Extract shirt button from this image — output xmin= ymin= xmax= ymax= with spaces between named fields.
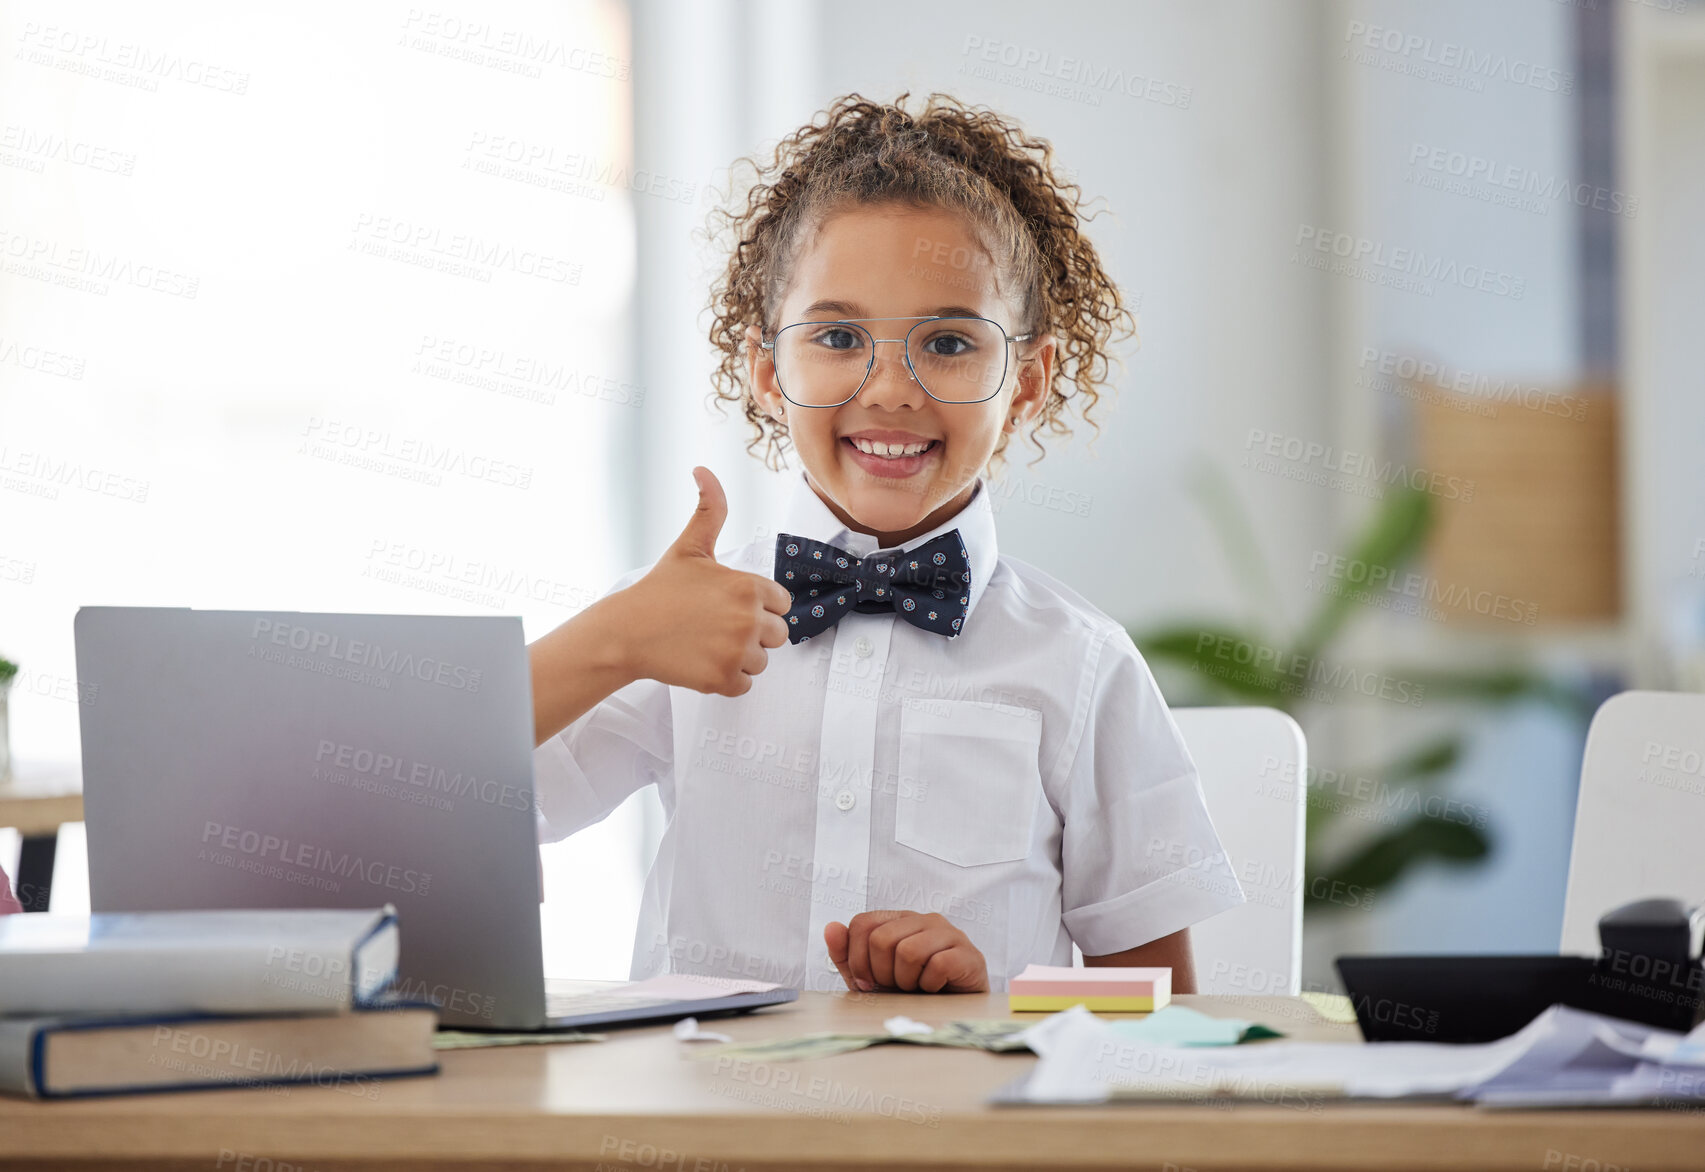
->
xmin=834 ymin=790 xmax=856 ymax=812
xmin=853 ymin=636 xmax=873 ymax=658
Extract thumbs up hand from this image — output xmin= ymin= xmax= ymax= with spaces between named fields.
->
xmin=612 ymin=467 xmax=794 ymax=696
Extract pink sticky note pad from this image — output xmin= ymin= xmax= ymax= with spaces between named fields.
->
xmin=1008 ymin=964 xmax=1171 ymax=998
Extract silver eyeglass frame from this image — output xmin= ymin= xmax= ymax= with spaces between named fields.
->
xmin=759 ymin=315 xmax=1034 ymax=407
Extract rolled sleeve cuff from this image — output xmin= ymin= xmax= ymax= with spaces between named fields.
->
xmin=1062 ymin=853 xmax=1247 ymax=957
xmin=532 ymin=732 xmax=601 ymax=845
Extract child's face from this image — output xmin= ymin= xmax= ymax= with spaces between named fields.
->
xmin=747 ymin=203 xmax=1054 ymax=544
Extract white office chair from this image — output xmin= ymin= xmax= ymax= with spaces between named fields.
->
xmin=1172 ymin=706 xmax=1307 ymax=995
xmin=1559 ymin=690 xmax=1705 ymax=955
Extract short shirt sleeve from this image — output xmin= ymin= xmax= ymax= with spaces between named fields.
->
xmin=1055 ymin=627 xmax=1245 ymax=956
xmin=531 ymin=564 xmax=675 ymax=843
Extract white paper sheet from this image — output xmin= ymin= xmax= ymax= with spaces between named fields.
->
xmin=1007 ymin=1003 xmax=1705 ymax=1107
xmin=615 ymin=975 xmax=783 ymax=1000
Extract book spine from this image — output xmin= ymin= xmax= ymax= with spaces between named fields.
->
xmin=0 ymin=1022 xmax=42 ymax=1098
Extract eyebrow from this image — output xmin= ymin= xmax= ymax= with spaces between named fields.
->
xmin=797 ymin=299 xmax=993 ymax=320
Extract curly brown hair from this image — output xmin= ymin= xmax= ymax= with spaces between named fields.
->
xmin=705 ymin=91 xmax=1136 ymax=471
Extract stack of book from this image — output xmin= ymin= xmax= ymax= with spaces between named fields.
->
xmin=0 ymin=905 xmax=438 ymax=1098
xmin=1008 ymin=964 xmax=1172 ymax=1013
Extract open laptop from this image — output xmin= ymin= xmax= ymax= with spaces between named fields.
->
xmin=73 ymin=607 xmax=796 ymax=1030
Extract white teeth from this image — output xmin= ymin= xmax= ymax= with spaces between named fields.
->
xmin=851 ymin=438 xmax=932 ymax=458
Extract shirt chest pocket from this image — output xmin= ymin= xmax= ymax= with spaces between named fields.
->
xmin=894 ymin=698 xmax=1044 ymax=868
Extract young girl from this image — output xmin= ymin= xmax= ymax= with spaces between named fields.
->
xmin=528 ymin=93 xmax=1242 ymax=995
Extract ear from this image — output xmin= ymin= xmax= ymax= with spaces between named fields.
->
xmin=1005 ymin=333 xmax=1056 ymax=431
xmin=746 ymin=324 xmax=787 ymax=423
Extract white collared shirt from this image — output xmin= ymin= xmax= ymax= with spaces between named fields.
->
xmin=534 ymin=474 xmax=1244 ymax=992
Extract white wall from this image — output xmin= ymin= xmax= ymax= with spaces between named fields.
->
xmin=1622 ymin=6 xmax=1705 ymax=690
xmin=0 ymin=0 xmax=640 ymax=978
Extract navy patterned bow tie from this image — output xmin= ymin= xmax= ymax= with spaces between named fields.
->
xmin=773 ymin=530 xmax=972 ymax=644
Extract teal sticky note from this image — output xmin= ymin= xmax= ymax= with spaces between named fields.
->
xmin=1107 ymin=1005 xmax=1283 ymax=1046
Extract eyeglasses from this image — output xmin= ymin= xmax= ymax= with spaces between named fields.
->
xmin=760 ymin=316 xmax=1033 ymax=408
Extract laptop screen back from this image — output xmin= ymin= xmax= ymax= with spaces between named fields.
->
xmin=74 ymin=607 xmax=546 ymax=1028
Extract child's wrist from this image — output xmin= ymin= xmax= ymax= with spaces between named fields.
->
xmin=585 ymin=588 xmax=647 ymax=687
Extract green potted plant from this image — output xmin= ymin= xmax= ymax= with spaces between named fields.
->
xmin=1130 ymin=470 xmax=1587 ymax=914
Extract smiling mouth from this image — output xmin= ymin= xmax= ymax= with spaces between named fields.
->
xmin=843 ymin=437 xmax=939 ymax=459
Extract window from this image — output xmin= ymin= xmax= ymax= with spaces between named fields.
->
xmin=2 ymin=1 xmax=641 ymax=976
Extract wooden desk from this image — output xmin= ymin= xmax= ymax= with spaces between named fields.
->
xmin=0 ymin=759 xmax=82 ymax=912
xmin=1 ymin=991 xmax=1699 ymax=1171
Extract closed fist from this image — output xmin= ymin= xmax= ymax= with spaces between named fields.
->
xmin=825 ymin=911 xmax=989 ymax=994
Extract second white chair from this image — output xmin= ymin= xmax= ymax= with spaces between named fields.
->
xmin=1559 ymin=690 xmax=1705 ymax=955
xmin=1172 ymin=706 xmax=1307 ymax=996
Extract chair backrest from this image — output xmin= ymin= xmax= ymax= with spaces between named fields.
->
xmin=1171 ymin=706 xmax=1307 ymax=996
xmin=1560 ymin=690 xmax=1705 ymax=955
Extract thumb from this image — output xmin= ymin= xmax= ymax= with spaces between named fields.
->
xmin=669 ymin=466 xmax=727 ymax=559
